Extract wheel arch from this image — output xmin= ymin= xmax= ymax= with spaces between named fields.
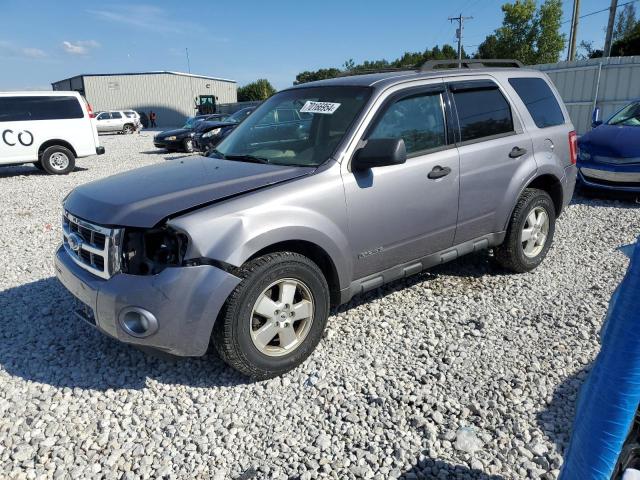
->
xmin=525 ymin=174 xmax=564 ymax=216
xmin=247 ymin=239 xmax=342 ymax=306
xmin=38 ymin=139 xmax=77 ymax=159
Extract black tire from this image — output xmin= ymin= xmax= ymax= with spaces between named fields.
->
xmin=495 ymin=188 xmax=556 ymax=273
xmin=40 ymin=145 xmax=76 ymax=175
xmin=33 ymin=161 xmax=45 ymax=171
xmin=183 ymin=138 xmax=194 ymax=153
xmin=212 ymin=252 xmax=330 ymax=379
xmin=122 ymin=124 xmax=134 ymax=134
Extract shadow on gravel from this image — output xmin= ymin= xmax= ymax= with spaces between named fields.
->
xmin=0 ymin=277 xmax=251 ymax=391
xmin=571 ymin=191 xmax=640 ymax=207
xmin=400 ymin=459 xmax=505 ymax=479
xmin=535 ymin=366 xmax=590 ymax=454
xmin=0 ymin=166 xmax=88 ymax=179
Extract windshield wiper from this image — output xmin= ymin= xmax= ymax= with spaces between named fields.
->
xmin=224 ymin=154 xmax=270 ymax=164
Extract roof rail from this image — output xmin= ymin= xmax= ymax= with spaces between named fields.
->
xmin=337 ymin=67 xmax=411 ymax=77
xmin=420 ymin=59 xmax=524 ymax=70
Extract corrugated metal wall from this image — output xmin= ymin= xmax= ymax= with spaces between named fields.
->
xmin=77 ymin=73 xmax=236 ymax=127
xmin=534 ymin=56 xmax=640 ymax=134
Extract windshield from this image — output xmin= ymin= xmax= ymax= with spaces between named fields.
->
xmin=607 ymin=101 xmax=640 ymax=126
xmin=228 ymin=108 xmax=253 ymax=123
xmin=212 ymin=86 xmax=372 ymax=167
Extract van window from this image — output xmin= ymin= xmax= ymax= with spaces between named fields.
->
xmin=452 ymin=87 xmax=514 ymax=142
xmin=369 ymin=92 xmax=446 ymax=155
xmin=509 ymin=77 xmax=565 ymax=128
xmin=0 ymin=96 xmax=83 ymax=122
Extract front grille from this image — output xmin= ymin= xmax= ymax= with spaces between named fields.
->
xmin=62 ymin=212 xmax=122 ymax=279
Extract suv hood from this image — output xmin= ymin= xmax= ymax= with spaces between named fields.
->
xmin=65 ymin=157 xmax=315 ymax=228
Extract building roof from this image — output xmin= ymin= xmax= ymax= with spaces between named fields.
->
xmin=52 ymin=71 xmax=236 ymax=84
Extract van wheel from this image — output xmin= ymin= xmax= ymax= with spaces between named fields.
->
xmin=212 ymin=252 xmax=330 ymax=379
xmin=495 ymin=188 xmax=556 ymax=273
xmin=40 ymin=146 xmax=76 ymax=175
xmin=122 ymin=124 xmax=134 ymax=134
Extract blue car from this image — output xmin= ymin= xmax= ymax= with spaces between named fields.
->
xmin=577 ymin=100 xmax=640 ymax=193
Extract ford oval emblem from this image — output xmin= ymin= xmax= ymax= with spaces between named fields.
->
xmin=68 ymin=232 xmax=83 ymax=252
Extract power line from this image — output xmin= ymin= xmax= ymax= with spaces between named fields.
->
xmin=561 ymin=0 xmax=639 ymax=24
xmin=449 ymin=13 xmax=474 ymax=66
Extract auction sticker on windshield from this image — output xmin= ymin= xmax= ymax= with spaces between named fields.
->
xmin=300 ymin=101 xmax=341 ymax=114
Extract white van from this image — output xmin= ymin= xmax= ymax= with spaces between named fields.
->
xmin=0 ymin=91 xmax=104 ymax=174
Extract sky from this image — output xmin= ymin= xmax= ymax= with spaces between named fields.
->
xmin=0 ymin=0 xmax=623 ymax=91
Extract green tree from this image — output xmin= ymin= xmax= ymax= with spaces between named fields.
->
xmin=294 ymin=68 xmax=342 ymax=85
xmin=237 ymin=79 xmax=276 ymax=101
xmin=477 ymin=0 xmax=565 ymax=65
xmin=612 ymin=22 xmax=640 ymax=57
xmin=614 ymin=3 xmax=638 ymax=41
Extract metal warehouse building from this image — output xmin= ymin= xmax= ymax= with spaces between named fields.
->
xmin=51 ymin=71 xmax=237 ymax=127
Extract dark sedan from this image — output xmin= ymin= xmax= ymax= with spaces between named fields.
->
xmin=154 ymin=114 xmax=230 ymax=152
xmin=193 ymin=107 xmax=256 ymax=154
xmin=578 ymin=100 xmax=640 ymax=194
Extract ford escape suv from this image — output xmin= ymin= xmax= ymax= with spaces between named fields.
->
xmin=55 ymin=62 xmax=577 ymax=379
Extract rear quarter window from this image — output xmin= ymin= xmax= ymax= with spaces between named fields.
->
xmin=452 ymin=86 xmax=514 ymax=142
xmin=0 ymin=96 xmax=84 ymax=122
xmin=508 ymin=77 xmax=565 ymax=128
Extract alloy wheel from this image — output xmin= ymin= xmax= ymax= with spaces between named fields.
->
xmin=521 ymin=206 xmax=549 ymax=258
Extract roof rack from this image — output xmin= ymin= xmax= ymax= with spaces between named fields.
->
xmin=337 ymin=67 xmax=410 ymax=77
xmin=420 ymin=59 xmax=524 ymax=70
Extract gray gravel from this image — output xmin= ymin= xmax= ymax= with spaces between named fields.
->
xmin=1 ymin=131 xmax=639 ymax=479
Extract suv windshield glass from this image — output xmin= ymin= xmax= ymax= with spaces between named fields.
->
xmin=607 ymin=101 xmax=640 ymax=127
xmin=213 ymin=86 xmax=372 ymax=167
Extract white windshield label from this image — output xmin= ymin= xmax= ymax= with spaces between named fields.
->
xmin=300 ymin=101 xmax=341 ymax=114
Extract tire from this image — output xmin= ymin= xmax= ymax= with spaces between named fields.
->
xmin=495 ymin=188 xmax=556 ymax=273
xmin=40 ymin=145 xmax=75 ymax=175
xmin=33 ymin=161 xmax=45 ymax=171
xmin=183 ymin=138 xmax=194 ymax=153
xmin=122 ymin=124 xmax=134 ymax=134
xmin=212 ymin=252 xmax=330 ymax=379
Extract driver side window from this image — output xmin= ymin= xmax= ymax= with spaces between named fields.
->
xmin=369 ymin=92 xmax=446 ymax=156
xmin=97 ymin=112 xmax=110 ymax=120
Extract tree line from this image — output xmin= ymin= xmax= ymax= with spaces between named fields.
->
xmin=236 ymin=0 xmax=640 ymax=99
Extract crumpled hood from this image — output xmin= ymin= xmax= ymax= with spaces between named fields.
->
xmin=65 ymin=157 xmax=315 ymax=227
xmin=579 ymin=124 xmax=640 ymax=158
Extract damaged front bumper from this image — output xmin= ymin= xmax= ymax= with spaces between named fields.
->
xmin=54 ymin=245 xmax=241 ymax=356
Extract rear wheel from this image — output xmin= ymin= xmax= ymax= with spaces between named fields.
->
xmin=212 ymin=252 xmax=330 ymax=379
xmin=40 ymin=146 xmax=75 ymax=175
xmin=122 ymin=124 xmax=134 ymax=134
xmin=495 ymin=188 xmax=556 ymax=273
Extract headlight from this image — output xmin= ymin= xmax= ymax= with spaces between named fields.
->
xmin=121 ymin=227 xmax=188 ymax=275
xmin=578 ymin=149 xmax=591 ymax=161
xmin=202 ymin=128 xmax=221 ymax=138
xmin=165 ymin=135 xmax=177 ymax=141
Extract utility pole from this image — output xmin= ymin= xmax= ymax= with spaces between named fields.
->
xmin=449 ymin=13 xmax=473 ymax=67
xmin=603 ymin=0 xmax=618 ymax=57
xmin=566 ymin=0 xmax=581 ymax=61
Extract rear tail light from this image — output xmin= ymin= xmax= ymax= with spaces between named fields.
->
xmin=569 ymin=131 xmax=577 ymax=165
xmin=87 ymin=103 xmax=95 ymax=118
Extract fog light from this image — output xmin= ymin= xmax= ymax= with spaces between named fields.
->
xmin=119 ymin=307 xmax=158 ymax=338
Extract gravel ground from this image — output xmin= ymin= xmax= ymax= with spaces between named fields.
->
xmin=0 ymin=131 xmax=639 ymax=479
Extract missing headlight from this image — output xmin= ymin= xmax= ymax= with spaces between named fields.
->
xmin=121 ymin=227 xmax=188 ymax=275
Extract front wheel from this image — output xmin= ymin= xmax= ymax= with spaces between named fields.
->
xmin=212 ymin=252 xmax=330 ymax=379
xmin=40 ymin=146 xmax=76 ymax=175
xmin=183 ymin=138 xmax=194 ymax=153
xmin=494 ymin=188 xmax=556 ymax=273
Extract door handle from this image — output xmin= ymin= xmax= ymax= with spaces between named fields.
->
xmin=428 ymin=166 xmax=451 ymax=179
xmin=509 ymin=146 xmax=527 ymax=158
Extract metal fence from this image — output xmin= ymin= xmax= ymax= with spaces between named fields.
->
xmin=533 ymin=56 xmax=640 ymax=134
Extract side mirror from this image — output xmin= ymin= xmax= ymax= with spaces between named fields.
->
xmin=352 ymin=138 xmax=407 ymax=171
xmin=592 ymin=107 xmax=602 ymax=128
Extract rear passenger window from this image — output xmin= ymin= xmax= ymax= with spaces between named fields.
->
xmin=452 ymin=87 xmax=514 ymax=142
xmin=0 ymin=96 xmax=83 ymax=122
xmin=369 ymin=92 xmax=446 ymax=155
xmin=111 ymin=112 xmax=122 ymax=119
xmin=509 ymin=77 xmax=565 ymax=128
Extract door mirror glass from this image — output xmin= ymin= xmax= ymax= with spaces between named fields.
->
xmin=352 ymin=138 xmax=406 ymax=171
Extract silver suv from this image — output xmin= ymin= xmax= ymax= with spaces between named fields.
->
xmin=95 ymin=110 xmax=140 ymax=134
xmin=55 ymin=63 xmax=577 ymax=379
